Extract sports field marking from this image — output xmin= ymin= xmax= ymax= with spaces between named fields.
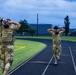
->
xmin=15 ymin=46 xmax=26 ymax=51
xmin=42 ymin=55 xmax=53 ymax=75
xmin=68 ymin=45 xmax=76 ymax=74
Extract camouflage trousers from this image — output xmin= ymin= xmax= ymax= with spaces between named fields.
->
xmin=0 ymin=45 xmax=14 ymax=70
xmin=53 ymin=44 xmax=61 ymax=54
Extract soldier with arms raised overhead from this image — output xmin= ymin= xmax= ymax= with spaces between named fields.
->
xmin=0 ymin=18 xmax=21 ymax=75
xmin=47 ymin=26 xmax=65 ymax=65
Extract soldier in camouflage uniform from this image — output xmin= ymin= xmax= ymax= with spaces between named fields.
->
xmin=0 ymin=18 xmax=21 ymax=75
xmin=47 ymin=26 xmax=65 ymax=65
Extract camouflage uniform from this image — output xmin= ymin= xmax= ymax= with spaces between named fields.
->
xmin=50 ymin=31 xmax=63 ymax=55
xmin=0 ymin=25 xmax=20 ymax=75
xmin=49 ymin=30 xmax=64 ymax=65
xmin=0 ymin=28 xmax=2 ymax=58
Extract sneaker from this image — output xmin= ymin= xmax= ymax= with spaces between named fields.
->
xmin=54 ymin=61 xmax=57 ymax=65
xmin=57 ymin=55 xmax=60 ymax=60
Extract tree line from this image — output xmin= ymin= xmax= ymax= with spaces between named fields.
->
xmin=16 ymin=19 xmax=36 ymax=36
xmin=16 ymin=15 xmax=76 ymax=36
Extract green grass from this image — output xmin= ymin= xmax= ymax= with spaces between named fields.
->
xmin=61 ymin=36 xmax=76 ymax=42
xmin=0 ymin=39 xmax=46 ymax=75
xmin=15 ymin=36 xmax=76 ymax=42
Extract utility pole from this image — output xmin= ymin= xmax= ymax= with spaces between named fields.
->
xmin=37 ymin=13 xmax=39 ymax=36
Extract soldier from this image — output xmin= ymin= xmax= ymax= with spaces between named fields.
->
xmin=0 ymin=18 xmax=21 ymax=75
xmin=47 ymin=26 xmax=65 ymax=65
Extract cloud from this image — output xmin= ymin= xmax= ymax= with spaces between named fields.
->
xmin=0 ymin=0 xmax=76 ymax=28
xmin=64 ymin=0 xmax=76 ymax=2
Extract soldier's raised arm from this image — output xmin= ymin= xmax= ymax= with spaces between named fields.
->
xmin=60 ymin=28 xmax=65 ymax=32
xmin=59 ymin=28 xmax=65 ymax=33
xmin=5 ymin=19 xmax=21 ymax=30
xmin=12 ymin=22 xmax=21 ymax=30
xmin=47 ymin=28 xmax=54 ymax=33
xmin=12 ymin=22 xmax=21 ymax=28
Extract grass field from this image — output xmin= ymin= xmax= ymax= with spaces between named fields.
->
xmin=0 ymin=39 xmax=46 ymax=75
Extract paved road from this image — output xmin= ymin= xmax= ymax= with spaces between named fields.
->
xmin=9 ymin=38 xmax=76 ymax=75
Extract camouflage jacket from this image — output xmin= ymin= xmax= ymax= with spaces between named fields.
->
xmin=49 ymin=31 xmax=64 ymax=45
xmin=0 ymin=25 xmax=20 ymax=45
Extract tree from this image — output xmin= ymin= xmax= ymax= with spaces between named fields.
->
xmin=73 ymin=30 xmax=76 ymax=36
xmin=72 ymin=30 xmax=76 ymax=36
xmin=64 ymin=15 xmax=70 ymax=36
xmin=16 ymin=19 xmax=36 ymax=36
xmin=28 ymin=28 xmax=36 ymax=36
xmin=17 ymin=19 xmax=30 ymax=35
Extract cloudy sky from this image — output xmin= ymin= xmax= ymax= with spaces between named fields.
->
xmin=0 ymin=0 xmax=76 ymax=28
